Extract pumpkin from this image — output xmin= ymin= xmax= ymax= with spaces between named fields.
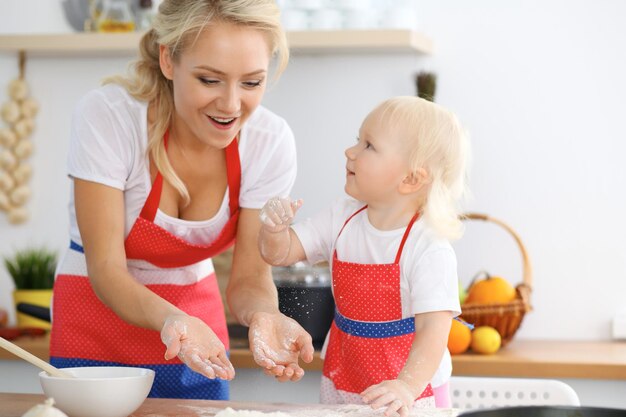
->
xmin=465 ymin=272 xmax=516 ymax=304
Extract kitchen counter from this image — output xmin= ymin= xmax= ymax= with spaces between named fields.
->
xmin=2 ymin=334 xmax=626 ymax=380
xmin=0 ymin=393 xmax=459 ymax=417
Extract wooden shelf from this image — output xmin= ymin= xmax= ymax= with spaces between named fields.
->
xmin=0 ymin=30 xmax=433 ymax=57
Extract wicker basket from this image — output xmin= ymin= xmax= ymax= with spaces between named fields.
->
xmin=459 ymin=213 xmax=533 ymax=346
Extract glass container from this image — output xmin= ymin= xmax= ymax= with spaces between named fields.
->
xmin=97 ymin=0 xmax=135 ymax=33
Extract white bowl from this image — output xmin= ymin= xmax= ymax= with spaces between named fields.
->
xmin=39 ymin=366 xmax=155 ymax=417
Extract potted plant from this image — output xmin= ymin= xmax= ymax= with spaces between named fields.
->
xmin=4 ymin=247 xmax=57 ymax=329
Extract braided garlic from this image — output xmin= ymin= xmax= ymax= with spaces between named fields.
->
xmin=0 ymin=52 xmax=38 ymax=224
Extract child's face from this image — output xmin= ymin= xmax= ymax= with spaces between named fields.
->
xmin=344 ymin=111 xmax=410 ymax=204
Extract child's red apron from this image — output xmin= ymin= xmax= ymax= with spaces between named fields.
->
xmin=50 ymin=132 xmax=240 ymax=399
xmin=322 ymin=206 xmax=434 ymax=403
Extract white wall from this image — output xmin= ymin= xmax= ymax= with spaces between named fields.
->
xmin=1 ymin=0 xmax=626 ymax=342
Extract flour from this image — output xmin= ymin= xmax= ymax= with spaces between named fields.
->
xmin=210 ymin=405 xmax=459 ymax=417
xmin=215 ymin=408 xmax=292 ymax=417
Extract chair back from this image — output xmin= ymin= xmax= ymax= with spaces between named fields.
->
xmin=451 ymin=376 xmax=580 ymax=410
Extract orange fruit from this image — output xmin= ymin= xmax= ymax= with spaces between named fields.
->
xmin=465 ymin=275 xmax=516 ymax=304
xmin=447 ymin=319 xmax=472 ymax=355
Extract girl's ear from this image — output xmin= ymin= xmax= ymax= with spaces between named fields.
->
xmin=399 ymin=168 xmax=431 ymax=194
xmin=159 ymin=45 xmax=174 ymax=80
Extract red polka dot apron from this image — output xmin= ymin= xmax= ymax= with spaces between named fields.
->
xmin=50 ymin=131 xmax=240 ymax=399
xmin=322 ymin=206 xmax=434 ymax=405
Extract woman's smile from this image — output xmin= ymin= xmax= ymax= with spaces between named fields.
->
xmin=207 ymin=115 xmax=238 ymax=131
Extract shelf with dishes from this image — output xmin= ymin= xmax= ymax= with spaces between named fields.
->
xmin=0 ymin=29 xmax=433 ymax=57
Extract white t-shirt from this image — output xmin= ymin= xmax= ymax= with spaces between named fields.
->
xmin=66 ymin=83 xmax=297 ymax=247
xmin=292 ymin=197 xmax=461 ymax=386
xmin=61 ymin=84 xmax=296 ymax=282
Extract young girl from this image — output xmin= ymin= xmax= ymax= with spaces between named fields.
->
xmin=258 ymin=96 xmax=470 ymax=415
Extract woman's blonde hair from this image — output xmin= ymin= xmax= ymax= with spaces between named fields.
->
xmin=105 ymin=0 xmax=288 ymax=204
xmin=371 ymin=96 xmax=471 ymax=240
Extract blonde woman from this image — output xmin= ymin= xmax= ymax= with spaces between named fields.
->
xmin=259 ymin=96 xmax=470 ymax=415
xmin=50 ymin=0 xmax=313 ymax=399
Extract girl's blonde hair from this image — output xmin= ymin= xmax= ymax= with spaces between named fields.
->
xmin=105 ymin=0 xmax=288 ymax=204
xmin=372 ymin=96 xmax=471 ymax=240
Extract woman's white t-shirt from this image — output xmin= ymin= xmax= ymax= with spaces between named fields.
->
xmin=292 ymin=197 xmax=461 ymax=386
xmin=66 ymin=83 xmax=297 ymax=247
xmin=62 ymin=84 xmax=296 ymax=283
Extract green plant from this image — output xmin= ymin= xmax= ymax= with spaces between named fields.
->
xmin=415 ymin=71 xmax=437 ymax=102
xmin=4 ymin=247 xmax=57 ymax=290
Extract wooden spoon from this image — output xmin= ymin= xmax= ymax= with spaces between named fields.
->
xmin=0 ymin=336 xmax=73 ymax=378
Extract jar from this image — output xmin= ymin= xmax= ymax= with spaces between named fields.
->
xmin=97 ymin=0 xmax=135 ymax=33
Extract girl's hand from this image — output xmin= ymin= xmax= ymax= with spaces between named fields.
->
xmin=259 ymin=197 xmax=302 ymax=233
xmin=248 ymin=311 xmax=314 ymax=382
xmin=361 ymin=379 xmax=419 ymax=417
xmin=161 ymin=314 xmax=235 ymax=380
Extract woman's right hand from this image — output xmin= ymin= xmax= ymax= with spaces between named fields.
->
xmin=259 ymin=197 xmax=302 ymax=233
xmin=161 ymin=314 xmax=235 ymax=380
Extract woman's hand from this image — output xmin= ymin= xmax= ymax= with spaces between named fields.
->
xmin=248 ymin=311 xmax=314 ymax=382
xmin=361 ymin=379 xmax=420 ymax=417
xmin=161 ymin=314 xmax=235 ymax=380
xmin=259 ymin=197 xmax=302 ymax=233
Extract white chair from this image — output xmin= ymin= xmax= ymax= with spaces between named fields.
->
xmin=450 ymin=376 xmax=580 ymax=410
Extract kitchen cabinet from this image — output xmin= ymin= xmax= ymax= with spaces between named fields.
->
xmin=0 ymin=30 xmax=433 ymax=57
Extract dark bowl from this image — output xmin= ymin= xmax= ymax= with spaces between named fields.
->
xmin=459 ymin=406 xmax=626 ymax=417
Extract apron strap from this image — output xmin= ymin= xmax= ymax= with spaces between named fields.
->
xmin=393 ymin=211 xmax=421 ymax=264
xmin=333 ymin=205 xmax=421 ymax=265
xmin=139 ymin=130 xmax=169 ymax=222
xmin=139 ymin=131 xmax=240 ymax=222
xmin=224 ymin=137 xmax=241 ymax=217
xmin=332 ymin=205 xmax=367 ymax=261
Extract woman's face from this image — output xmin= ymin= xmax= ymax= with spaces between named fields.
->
xmin=161 ymin=21 xmax=271 ymax=148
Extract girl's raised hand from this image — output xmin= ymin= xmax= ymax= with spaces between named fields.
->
xmin=259 ymin=197 xmax=302 ymax=233
xmin=161 ymin=314 xmax=235 ymax=380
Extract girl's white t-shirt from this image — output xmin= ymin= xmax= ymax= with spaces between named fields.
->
xmin=66 ymin=83 xmax=297 ymax=248
xmin=292 ymin=197 xmax=461 ymax=386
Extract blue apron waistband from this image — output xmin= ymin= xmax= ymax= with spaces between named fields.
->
xmin=334 ymin=309 xmax=415 ymax=338
xmin=70 ymin=240 xmax=84 ymax=253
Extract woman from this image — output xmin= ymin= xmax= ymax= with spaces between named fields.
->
xmin=50 ymin=0 xmax=313 ymax=400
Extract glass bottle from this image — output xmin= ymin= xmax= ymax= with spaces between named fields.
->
xmin=136 ymin=0 xmax=155 ymax=31
xmin=97 ymin=0 xmax=136 ymax=33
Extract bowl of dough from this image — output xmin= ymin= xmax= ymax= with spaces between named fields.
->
xmin=39 ymin=366 xmax=155 ymax=417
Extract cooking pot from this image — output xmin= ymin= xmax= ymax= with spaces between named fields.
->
xmin=459 ymin=406 xmax=626 ymax=417
xmin=273 ymin=263 xmax=334 ymax=347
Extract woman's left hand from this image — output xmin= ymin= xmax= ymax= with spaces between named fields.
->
xmin=361 ymin=379 xmax=419 ymax=417
xmin=248 ymin=311 xmax=314 ymax=382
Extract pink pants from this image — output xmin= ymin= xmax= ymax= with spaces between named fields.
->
xmin=433 ymin=381 xmax=451 ymax=408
